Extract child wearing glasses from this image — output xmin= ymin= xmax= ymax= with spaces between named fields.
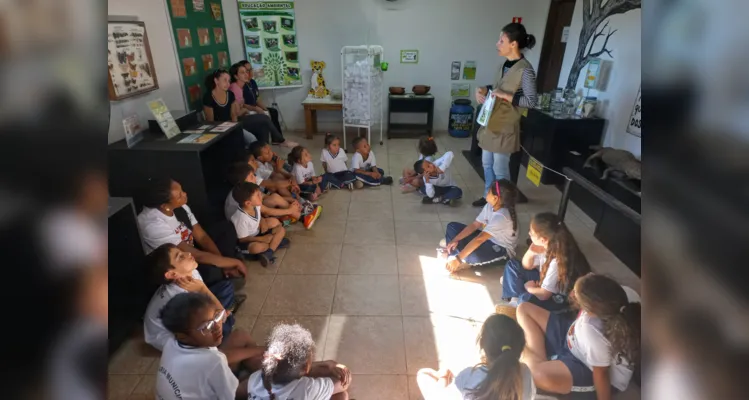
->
xmin=156 ymin=292 xmax=266 ymax=400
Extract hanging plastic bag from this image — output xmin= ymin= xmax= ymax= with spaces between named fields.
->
xmin=476 ymin=90 xmax=495 ymax=127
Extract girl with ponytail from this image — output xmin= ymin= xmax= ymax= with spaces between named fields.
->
xmin=517 ymin=274 xmax=641 ymax=399
xmin=441 ymin=179 xmax=519 ymax=273
xmin=416 ymin=313 xmax=536 ymax=399
xmin=500 ymin=212 xmax=591 ymax=311
xmin=246 ymin=324 xmax=351 ymax=399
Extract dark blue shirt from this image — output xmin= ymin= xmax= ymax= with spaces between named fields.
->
xmin=242 ymin=79 xmax=260 ymax=106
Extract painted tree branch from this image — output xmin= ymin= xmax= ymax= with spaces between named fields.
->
xmin=565 ymin=0 xmax=641 ymax=90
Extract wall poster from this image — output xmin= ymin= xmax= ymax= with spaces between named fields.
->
xmin=627 ymin=85 xmax=641 ymax=137
xmin=107 ymin=21 xmax=159 ymax=101
xmin=237 ymin=0 xmax=302 ymax=88
xmin=167 ymin=0 xmax=231 ymax=110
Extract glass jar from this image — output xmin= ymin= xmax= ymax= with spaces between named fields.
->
xmin=582 ymin=96 xmax=598 ymax=118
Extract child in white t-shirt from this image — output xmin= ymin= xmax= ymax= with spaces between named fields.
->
xmin=320 ymin=134 xmax=359 ymax=190
xmin=417 ymin=313 xmax=536 ymax=400
xmin=401 ymin=135 xmax=438 ymax=193
xmin=288 ymin=145 xmax=331 ymax=200
xmin=440 ymin=179 xmax=518 ymax=273
xmin=230 ymin=182 xmax=289 ymax=267
xmin=247 ymin=324 xmax=351 ymax=400
xmin=155 ymin=292 xmax=265 ymax=400
xmin=350 ymin=136 xmax=393 ymax=187
xmin=517 ymin=273 xmax=641 ymax=398
xmin=501 ymin=212 xmax=592 ymax=312
xmin=226 ymin=162 xmax=303 ymax=223
xmin=413 ymin=151 xmax=463 ymax=206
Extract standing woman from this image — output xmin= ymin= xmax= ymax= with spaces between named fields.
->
xmin=472 ymin=23 xmax=538 ymax=207
xmin=230 ymin=60 xmax=298 ymax=148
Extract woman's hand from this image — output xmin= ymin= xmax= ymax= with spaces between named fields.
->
xmin=491 ymin=91 xmax=514 ymax=102
xmin=445 ymin=240 xmax=459 ymax=253
xmin=475 ymin=87 xmax=487 ymax=104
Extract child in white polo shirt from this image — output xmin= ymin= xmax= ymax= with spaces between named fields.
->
xmin=230 ymin=182 xmax=289 ymax=267
xmin=321 ymin=134 xmax=359 ymax=190
xmin=413 ymin=151 xmax=463 ymax=206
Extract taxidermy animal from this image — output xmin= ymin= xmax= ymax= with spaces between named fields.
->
xmin=584 ymin=146 xmax=641 ymax=180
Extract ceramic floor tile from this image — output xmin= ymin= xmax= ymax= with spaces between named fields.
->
xmin=339 ymin=244 xmax=398 ymax=274
xmin=108 ymin=338 xmax=158 ymax=375
xmin=290 ymin=219 xmax=347 ymax=244
xmin=402 ymin=315 xmax=482 ymax=374
xmin=261 ymin=275 xmax=337 ymax=315
xmin=318 ymin=189 xmax=352 ymax=203
xmin=279 ymin=243 xmax=342 ymax=274
xmin=348 ymin=375 xmax=410 ymax=400
xmin=351 ymin=185 xmax=393 ymax=202
xmin=348 ymin=199 xmax=394 ymax=220
xmin=107 ymin=374 xmax=142 ymax=400
xmin=344 ymin=219 xmax=395 ymax=245
xmin=399 ymin=275 xmax=496 ymax=321
xmin=408 ymin=377 xmax=424 ymax=400
xmin=238 ymin=274 xmax=275 ymax=316
xmin=396 ymin=244 xmax=452 ymax=276
xmin=129 ymin=374 xmax=156 ymax=398
xmin=250 ymin=316 xmax=330 ymax=360
xmin=332 ymin=275 xmax=402 ymax=316
xmin=391 ymin=201 xmax=442 ymax=222
xmin=323 ymin=316 xmax=406 ymax=374
xmin=395 ymin=220 xmax=444 ymax=246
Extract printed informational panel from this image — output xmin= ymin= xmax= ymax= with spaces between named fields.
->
xmin=167 ymin=0 xmax=232 ymax=111
xmin=107 ymin=21 xmax=159 ymax=100
xmin=627 ymin=85 xmax=641 ymax=137
xmin=237 ymin=0 xmax=302 ymax=88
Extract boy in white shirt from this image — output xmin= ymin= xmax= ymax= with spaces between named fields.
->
xmin=156 ymin=292 xmax=266 ymax=400
xmin=413 ymin=151 xmax=463 ymax=206
xmin=350 ymin=136 xmax=393 ymax=186
xmin=230 ymin=182 xmax=289 ymax=267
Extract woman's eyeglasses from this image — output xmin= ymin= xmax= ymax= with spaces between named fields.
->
xmin=197 ymin=309 xmax=226 ymax=335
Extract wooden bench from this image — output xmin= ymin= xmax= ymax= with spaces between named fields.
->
xmin=302 ymin=97 xmax=342 ymax=139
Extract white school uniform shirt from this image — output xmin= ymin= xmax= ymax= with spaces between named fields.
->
xmin=292 ymin=161 xmax=316 ymax=185
xmin=230 ymin=206 xmax=262 ymax=238
xmin=137 ymin=205 xmax=198 ymax=254
xmin=156 ymin=338 xmax=238 ymax=400
xmin=418 ymin=153 xmax=435 ymax=162
xmin=532 ymin=254 xmax=561 ymax=294
xmin=143 ymin=269 xmax=203 ymax=351
xmin=475 ymin=205 xmax=518 ymax=257
xmin=320 ymin=148 xmax=348 ymax=173
xmin=256 ymin=161 xmax=275 ymax=181
xmin=423 ymin=151 xmax=458 ymax=197
xmin=350 ymin=151 xmax=377 ymax=171
xmin=566 ymin=310 xmax=634 ymax=392
xmin=224 ymin=191 xmax=239 ymax=221
xmin=247 ymin=370 xmax=334 ymax=400
xmin=443 ymin=363 xmax=536 ymax=400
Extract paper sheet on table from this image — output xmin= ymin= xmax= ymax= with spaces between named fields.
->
xmin=476 ymin=90 xmax=495 ymax=127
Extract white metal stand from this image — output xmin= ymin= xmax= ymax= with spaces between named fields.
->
xmin=341 ymin=45 xmax=384 ymax=149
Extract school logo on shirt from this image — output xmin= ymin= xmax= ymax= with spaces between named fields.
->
xmin=175 ymin=223 xmax=194 ymax=246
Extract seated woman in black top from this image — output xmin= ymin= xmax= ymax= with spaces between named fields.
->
xmin=203 ymin=69 xmax=240 ymax=123
xmin=229 ymin=61 xmax=297 ymax=148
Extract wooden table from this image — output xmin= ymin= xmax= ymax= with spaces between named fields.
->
xmin=302 ymin=97 xmax=342 ymax=139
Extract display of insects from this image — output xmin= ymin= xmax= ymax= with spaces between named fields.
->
xmin=107 ymin=21 xmax=159 ymax=100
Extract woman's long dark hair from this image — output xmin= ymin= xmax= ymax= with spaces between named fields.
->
xmin=501 ymin=23 xmax=536 ymax=50
xmin=489 ymin=179 xmax=518 ymax=232
xmin=261 ymin=324 xmax=315 ymax=400
xmin=532 ymin=212 xmax=591 ymax=294
xmin=574 ymin=274 xmax=642 ymax=368
xmin=204 ymin=68 xmax=229 ymax=90
xmin=229 ymin=62 xmax=243 ymax=83
xmin=466 ymin=314 xmax=526 ymax=400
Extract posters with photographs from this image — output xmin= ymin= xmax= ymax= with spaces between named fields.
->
xmin=237 ymin=0 xmax=302 ymax=88
xmin=463 ymin=61 xmax=476 ymax=80
xmin=147 ymin=98 xmax=181 ymax=139
xmin=451 ymin=61 xmax=461 ymax=80
xmin=167 ymin=0 xmax=231 ymax=110
xmin=171 ymin=0 xmax=187 ymax=17
xmin=107 ymin=21 xmax=158 ymax=100
xmin=451 ymin=83 xmax=470 ymax=98
xmin=122 ymin=114 xmax=144 ymax=148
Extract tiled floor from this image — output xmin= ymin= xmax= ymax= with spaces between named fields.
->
xmin=108 ymin=131 xmax=641 ymax=400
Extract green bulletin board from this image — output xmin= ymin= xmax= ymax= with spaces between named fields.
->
xmin=166 ymin=0 xmax=232 ymax=111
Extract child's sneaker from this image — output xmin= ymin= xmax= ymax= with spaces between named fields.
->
xmin=442 ymin=198 xmax=458 ymax=207
xmin=278 ymin=215 xmax=293 ymax=226
xmin=277 ymin=237 xmax=291 ymax=249
xmin=382 ymin=176 xmax=394 ymax=185
xmin=303 ymin=205 xmax=323 ymax=229
xmin=421 ymin=196 xmax=435 ymax=204
xmin=354 ymin=180 xmax=364 ymax=189
xmin=258 ymin=249 xmax=275 ymax=267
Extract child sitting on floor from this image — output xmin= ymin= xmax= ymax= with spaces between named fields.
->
xmin=288 ymin=145 xmax=330 ymax=200
xmin=417 ymin=313 xmax=536 ymax=400
xmin=500 ymin=212 xmax=591 ymax=311
xmin=401 ymin=135 xmax=438 ymax=193
xmin=156 ymin=292 xmax=266 ymax=400
xmin=350 ymin=136 xmax=393 ymax=186
xmin=230 ymin=182 xmax=290 ymax=267
xmin=517 ymin=273 xmax=641 ymax=398
xmin=321 ymin=134 xmax=359 ymax=190
xmin=246 ymin=323 xmax=352 ymax=400
xmin=413 ymin=150 xmax=462 ymax=206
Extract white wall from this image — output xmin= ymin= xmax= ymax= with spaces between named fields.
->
xmin=108 ymin=0 xmax=186 ymax=144
xmin=222 ymin=0 xmax=551 ymax=132
xmin=558 ymin=0 xmax=641 ymax=157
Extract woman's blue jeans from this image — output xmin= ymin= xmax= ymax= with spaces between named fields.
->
xmin=482 ymin=150 xmax=511 ymax=196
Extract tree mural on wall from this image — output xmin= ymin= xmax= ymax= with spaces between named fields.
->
xmin=263 ymin=52 xmax=287 ymax=87
xmin=565 ymin=0 xmax=641 ymax=91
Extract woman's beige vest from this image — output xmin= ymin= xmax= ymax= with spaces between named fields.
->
xmin=477 ymin=58 xmax=532 ymax=154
